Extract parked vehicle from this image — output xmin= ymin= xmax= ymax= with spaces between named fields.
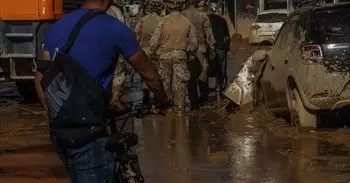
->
xmin=249 ymin=9 xmax=288 ymax=45
xmin=0 ymin=0 xmax=82 ymax=102
xmin=254 ymin=2 xmax=350 ymax=129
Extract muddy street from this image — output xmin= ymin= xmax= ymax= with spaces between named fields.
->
xmin=1 ymin=45 xmax=350 ymax=183
xmin=1 ymin=103 xmax=350 ymax=183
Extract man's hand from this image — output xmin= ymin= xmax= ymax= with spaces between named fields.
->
xmin=33 ymin=111 xmax=47 ymax=116
xmin=35 ymin=50 xmax=51 ymax=110
xmin=152 ymin=107 xmax=168 ymax=116
xmin=188 ymin=52 xmax=196 ymax=61
xmin=199 ymin=72 xmax=207 ymax=82
xmin=209 ymin=50 xmax=216 ymax=60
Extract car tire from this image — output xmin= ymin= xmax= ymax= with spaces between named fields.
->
xmin=289 ymin=89 xmax=317 ymax=130
xmin=16 ymin=80 xmax=39 ymax=104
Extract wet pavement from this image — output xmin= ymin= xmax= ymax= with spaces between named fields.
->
xmin=1 ymin=51 xmax=350 ymax=183
xmin=1 ymin=103 xmax=350 ymax=183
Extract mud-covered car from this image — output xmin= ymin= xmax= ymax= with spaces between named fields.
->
xmin=254 ymin=2 xmax=350 ymax=129
xmin=248 ymin=9 xmax=288 ymax=45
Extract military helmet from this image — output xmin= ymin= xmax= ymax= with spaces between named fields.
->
xmin=112 ymin=0 xmax=126 ymax=7
xmin=186 ymin=0 xmax=200 ymax=6
xmin=145 ymin=0 xmax=164 ymax=13
xmin=164 ymin=0 xmax=186 ymax=9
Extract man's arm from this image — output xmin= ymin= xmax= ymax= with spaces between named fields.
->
xmin=187 ymin=23 xmax=198 ymax=53
xmin=128 ymin=50 xmax=168 ymax=106
xmin=34 ymin=50 xmax=51 ymax=110
xmin=134 ymin=18 xmax=143 ymax=42
xmin=223 ymin=17 xmax=231 ymax=51
xmin=203 ymin=16 xmax=216 ymax=55
xmin=149 ymin=20 xmax=164 ymax=56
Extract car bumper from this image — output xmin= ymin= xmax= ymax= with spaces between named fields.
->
xmin=307 ymin=96 xmax=350 ymax=109
xmin=290 ymin=63 xmax=350 ymax=110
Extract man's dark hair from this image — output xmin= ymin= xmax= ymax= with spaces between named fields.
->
xmin=83 ymin=0 xmax=109 ymax=3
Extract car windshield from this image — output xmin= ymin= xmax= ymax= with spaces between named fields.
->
xmin=256 ymin=13 xmax=287 ymax=23
xmin=312 ymin=6 xmax=350 ymax=43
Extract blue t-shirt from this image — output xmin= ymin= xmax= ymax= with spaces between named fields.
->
xmin=43 ymin=8 xmax=140 ymax=89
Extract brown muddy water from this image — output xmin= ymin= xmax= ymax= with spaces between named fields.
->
xmin=0 ymin=104 xmax=350 ymax=183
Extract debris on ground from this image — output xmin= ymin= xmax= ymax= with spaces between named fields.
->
xmin=0 ymin=82 xmax=22 ymax=106
xmin=223 ymin=50 xmax=268 ymax=112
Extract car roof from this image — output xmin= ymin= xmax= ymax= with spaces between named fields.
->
xmin=296 ymin=2 xmax=350 ymax=12
xmin=258 ymin=9 xmax=288 ymax=15
xmin=314 ymin=1 xmax=350 ymax=10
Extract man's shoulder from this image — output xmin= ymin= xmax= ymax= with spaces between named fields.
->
xmin=161 ymin=13 xmax=191 ymax=28
xmin=47 ymin=9 xmax=129 ymax=39
xmin=209 ymin=14 xmax=227 ymax=23
xmin=144 ymin=14 xmax=160 ymax=21
xmin=53 ymin=9 xmax=120 ymax=28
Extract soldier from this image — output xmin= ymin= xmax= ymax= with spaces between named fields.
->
xmin=149 ymin=0 xmax=197 ymax=113
xmin=107 ymin=0 xmax=126 ymax=22
xmin=183 ymin=0 xmax=215 ymax=106
xmin=134 ymin=0 xmax=163 ymax=61
xmin=127 ymin=0 xmax=163 ymax=105
xmin=125 ymin=4 xmax=142 ymax=30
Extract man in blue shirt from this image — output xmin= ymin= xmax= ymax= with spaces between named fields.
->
xmin=34 ymin=0 xmax=168 ymax=182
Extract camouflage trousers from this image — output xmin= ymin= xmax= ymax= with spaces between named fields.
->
xmin=158 ymin=60 xmax=190 ymax=112
xmin=110 ymin=56 xmax=132 ymax=107
xmin=196 ymin=44 xmax=209 ymax=81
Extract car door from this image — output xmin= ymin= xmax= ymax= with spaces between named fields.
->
xmin=260 ymin=14 xmax=301 ymax=110
xmin=272 ymin=14 xmax=302 ymax=108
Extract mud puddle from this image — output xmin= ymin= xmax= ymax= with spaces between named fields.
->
xmin=0 ymin=104 xmax=350 ymax=183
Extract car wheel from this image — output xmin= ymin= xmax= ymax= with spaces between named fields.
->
xmin=289 ymin=89 xmax=317 ymax=130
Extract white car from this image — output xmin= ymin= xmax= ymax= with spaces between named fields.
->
xmin=249 ymin=9 xmax=288 ymax=45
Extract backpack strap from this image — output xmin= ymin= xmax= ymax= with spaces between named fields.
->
xmin=61 ymin=9 xmax=104 ymax=53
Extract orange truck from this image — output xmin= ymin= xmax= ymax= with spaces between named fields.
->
xmin=0 ymin=0 xmax=82 ymax=101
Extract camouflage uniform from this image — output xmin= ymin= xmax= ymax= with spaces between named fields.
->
xmin=149 ymin=9 xmax=197 ymax=112
xmin=134 ymin=0 xmax=163 ymax=90
xmin=134 ymin=6 xmax=162 ymax=61
xmin=182 ymin=4 xmax=216 ymax=81
xmin=106 ymin=5 xmax=125 ymax=22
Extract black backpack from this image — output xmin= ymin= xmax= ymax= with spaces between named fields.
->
xmin=41 ymin=9 xmax=111 ymax=148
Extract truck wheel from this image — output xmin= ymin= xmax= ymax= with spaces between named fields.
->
xmin=289 ymin=89 xmax=317 ymax=130
xmin=16 ymin=80 xmax=39 ymax=103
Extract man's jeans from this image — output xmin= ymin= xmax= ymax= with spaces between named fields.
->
xmin=51 ymin=135 xmax=116 ymax=183
xmin=215 ymin=49 xmax=228 ymax=90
